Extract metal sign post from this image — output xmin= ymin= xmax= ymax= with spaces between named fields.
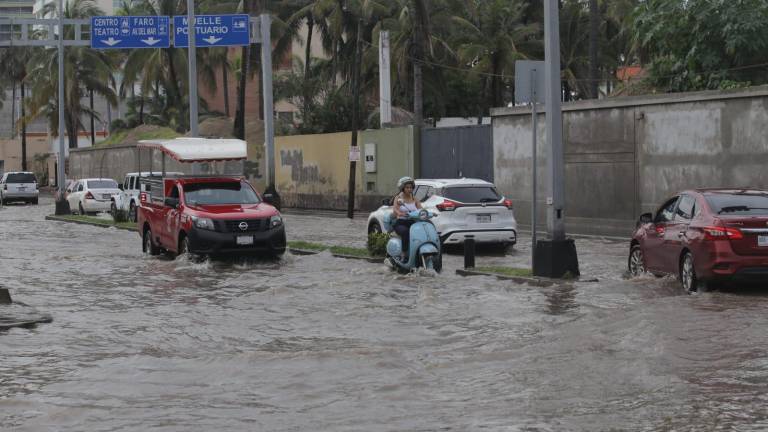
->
xmin=57 ymin=0 xmax=66 ymax=209
xmin=514 ymin=60 xmax=545 ymax=270
xmin=186 ymin=0 xmax=198 ymax=139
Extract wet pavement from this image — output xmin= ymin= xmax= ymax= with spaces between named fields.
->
xmin=2 ymin=198 xmax=768 ymax=431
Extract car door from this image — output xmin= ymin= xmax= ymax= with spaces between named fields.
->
xmin=162 ymin=184 xmax=182 ymax=250
xmin=643 ymin=196 xmax=679 ymax=272
xmin=68 ymin=181 xmax=83 ymax=210
xmin=662 ymin=194 xmax=696 ymax=271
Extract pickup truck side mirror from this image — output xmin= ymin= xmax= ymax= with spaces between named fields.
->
xmin=164 ymin=197 xmax=179 ymax=208
xmin=381 ymin=198 xmax=392 ymax=206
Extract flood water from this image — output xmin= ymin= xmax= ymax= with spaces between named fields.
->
xmin=2 ymin=199 xmax=768 ymax=431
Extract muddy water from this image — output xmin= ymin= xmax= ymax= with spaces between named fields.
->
xmin=2 ymin=199 xmax=768 ymax=431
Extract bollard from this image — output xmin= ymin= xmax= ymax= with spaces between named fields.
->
xmin=0 ymin=288 xmax=11 ymax=304
xmin=464 ymin=236 xmax=476 ymax=269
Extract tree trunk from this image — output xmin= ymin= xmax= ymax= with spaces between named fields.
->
xmin=588 ymin=0 xmax=599 ymax=99
xmin=234 ymin=44 xmax=248 ymax=139
xmin=89 ymin=88 xmax=95 ymax=146
xmin=222 ymin=60 xmax=230 ymax=117
xmin=165 ymin=48 xmax=182 ymax=123
xmin=11 ymin=82 xmax=16 ymax=138
xmin=303 ymin=17 xmax=314 ymax=123
xmin=21 ymin=81 xmax=27 ymax=171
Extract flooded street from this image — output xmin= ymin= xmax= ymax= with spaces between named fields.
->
xmin=2 ymin=199 xmax=768 ymax=431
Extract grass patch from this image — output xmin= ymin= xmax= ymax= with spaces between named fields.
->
xmin=474 ymin=266 xmax=533 ymax=277
xmin=55 ymin=214 xmax=136 ymax=231
xmin=288 ymin=241 xmax=374 ymax=257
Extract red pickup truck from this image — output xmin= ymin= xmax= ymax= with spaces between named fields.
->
xmin=135 ymin=138 xmax=285 ymax=258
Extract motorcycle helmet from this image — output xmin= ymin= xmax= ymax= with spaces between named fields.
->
xmin=397 ymin=176 xmax=415 ymax=191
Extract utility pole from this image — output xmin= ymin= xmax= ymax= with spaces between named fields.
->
xmin=534 ymin=0 xmax=579 ymax=278
xmin=261 ymin=13 xmax=279 ymax=209
xmin=379 ymin=30 xmax=391 ymax=127
xmin=55 ymin=0 xmax=67 ymax=213
xmin=346 ymin=19 xmax=363 ymax=219
xmin=187 ymin=0 xmax=198 ymax=137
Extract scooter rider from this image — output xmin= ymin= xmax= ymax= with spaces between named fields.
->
xmin=392 ymin=176 xmax=423 ymax=261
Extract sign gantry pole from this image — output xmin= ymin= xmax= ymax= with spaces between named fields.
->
xmin=57 ymin=0 xmax=65 ymax=201
xmin=187 ymin=0 xmax=198 ymax=138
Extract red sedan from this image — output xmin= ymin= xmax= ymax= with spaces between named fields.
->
xmin=628 ymin=189 xmax=768 ymax=291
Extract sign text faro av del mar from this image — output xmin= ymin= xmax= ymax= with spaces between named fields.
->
xmin=173 ymin=14 xmax=250 ymax=47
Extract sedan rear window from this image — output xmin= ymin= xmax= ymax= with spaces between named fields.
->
xmin=705 ymin=193 xmax=768 ymax=215
xmin=6 ymin=173 xmax=36 ymax=183
xmin=88 ymin=180 xmax=118 ymax=189
xmin=184 ymin=181 xmax=260 ymax=205
xmin=443 ymin=186 xmax=501 ymax=203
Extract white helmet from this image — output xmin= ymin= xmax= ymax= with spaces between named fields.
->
xmin=397 ymin=176 xmax=415 ymax=191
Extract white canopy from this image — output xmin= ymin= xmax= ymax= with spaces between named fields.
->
xmin=137 ymin=138 xmax=247 ymax=162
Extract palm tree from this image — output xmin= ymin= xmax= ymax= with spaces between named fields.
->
xmin=0 ymin=47 xmax=35 ymax=169
xmin=25 ymin=0 xmax=117 ymax=149
xmin=452 ymin=0 xmax=540 ymax=112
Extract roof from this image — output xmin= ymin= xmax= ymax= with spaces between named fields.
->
xmin=137 ymin=138 xmax=247 ymax=163
xmin=416 ymin=178 xmax=494 ymax=187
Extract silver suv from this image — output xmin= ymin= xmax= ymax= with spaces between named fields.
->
xmin=0 ymin=171 xmax=39 ymax=205
xmin=367 ymin=178 xmax=517 ymax=247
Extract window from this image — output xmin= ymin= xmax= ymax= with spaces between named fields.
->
xmin=87 ymin=180 xmax=118 ymax=189
xmin=443 ymin=186 xmax=501 ymax=203
xmin=77 ymin=182 xmax=84 ymax=192
xmin=654 ymin=197 xmax=678 ymax=223
xmin=129 ymin=176 xmax=136 ymax=190
xmin=705 ymin=192 xmax=768 ymax=216
xmin=124 ymin=177 xmax=130 ymax=190
xmin=425 ymin=187 xmax=435 ymax=200
xmin=183 ymin=181 xmax=261 ymax=205
xmin=6 ymin=173 xmax=36 ymax=183
xmin=675 ymin=195 xmax=695 ymax=220
xmin=414 ymin=185 xmax=428 ymax=201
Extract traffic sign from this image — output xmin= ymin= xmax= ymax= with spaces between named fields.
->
xmin=91 ymin=16 xmax=170 ymax=49
xmin=174 ymin=14 xmax=250 ymax=47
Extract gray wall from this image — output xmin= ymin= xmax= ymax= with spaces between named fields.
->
xmin=492 ymin=86 xmax=768 ymax=237
xmin=420 ymin=125 xmax=493 ymax=182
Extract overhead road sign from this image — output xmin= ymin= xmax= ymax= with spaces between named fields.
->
xmin=174 ymin=14 xmax=250 ymax=47
xmin=91 ymin=15 xmax=170 ymax=49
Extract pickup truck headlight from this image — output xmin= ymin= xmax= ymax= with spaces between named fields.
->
xmin=270 ymin=215 xmax=283 ymax=228
xmin=191 ymin=216 xmax=215 ymax=230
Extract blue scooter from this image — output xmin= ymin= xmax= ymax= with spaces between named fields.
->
xmin=383 ymin=209 xmax=442 ymax=273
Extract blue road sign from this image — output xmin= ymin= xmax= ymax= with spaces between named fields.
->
xmin=174 ymin=15 xmax=250 ymax=48
xmin=91 ymin=16 xmax=170 ymax=49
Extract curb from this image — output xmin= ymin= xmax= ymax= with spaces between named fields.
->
xmin=455 ymin=269 xmax=557 ymax=287
xmin=289 ymin=247 xmax=384 ymax=263
xmin=46 ymin=215 xmax=138 ymax=232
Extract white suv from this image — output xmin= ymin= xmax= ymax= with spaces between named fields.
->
xmin=367 ymin=178 xmax=517 ymax=247
xmin=111 ymin=171 xmax=181 ymax=222
xmin=0 ymin=172 xmax=39 ymax=205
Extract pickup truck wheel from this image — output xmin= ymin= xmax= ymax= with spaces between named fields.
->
xmin=143 ymin=228 xmax=160 ymax=256
xmin=129 ymin=202 xmax=137 ymax=222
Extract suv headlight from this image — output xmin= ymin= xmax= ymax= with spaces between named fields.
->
xmin=191 ymin=216 xmax=215 ymax=230
xmin=270 ymin=215 xmax=283 ymax=228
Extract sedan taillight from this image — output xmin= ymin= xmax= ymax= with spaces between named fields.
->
xmin=702 ymin=226 xmax=743 ymax=240
xmin=85 ymin=191 xmax=95 ymax=200
xmin=503 ymin=198 xmax=513 ymax=209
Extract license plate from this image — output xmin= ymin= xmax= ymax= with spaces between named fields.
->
xmin=102 ymin=194 xmax=111 ymax=200
xmin=236 ymin=235 xmax=254 ymax=245
xmin=18 ymin=187 xmax=26 ymax=191
xmin=759 ymin=235 xmax=768 ymax=247
xmin=477 ymin=214 xmax=491 ymax=223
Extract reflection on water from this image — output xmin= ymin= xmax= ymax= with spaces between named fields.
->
xmin=2 ymin=200 xmax=768 ymax=431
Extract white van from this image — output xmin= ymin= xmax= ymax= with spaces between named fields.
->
xmin=0 ymin=171 xmax=39 ymax=205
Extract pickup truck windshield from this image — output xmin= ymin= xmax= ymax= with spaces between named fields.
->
xmin=184 ymin=181 xmax=260 ymax=205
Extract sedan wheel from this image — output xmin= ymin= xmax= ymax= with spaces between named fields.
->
xmin=79 ymin=202 xmax=86 ymax=216
xmin=679 ymin=252 xmax=702 ymax=293
xmin=628 ymin=245 xmax=646 ymax=276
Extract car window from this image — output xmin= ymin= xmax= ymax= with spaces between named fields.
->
xmin=675 ymin=195 xmax=695 ymax=220
xmin=443 ymin=186 xmax=501 ymax=203
xmin=124 ymin=177 xmax=130 ymax=190
xmin=705 ymin=192 xmax=768 ymax=215
xmin=87 ymin=180 xmax=118 ymax=189
xmin=414 ymin=185 xmax=428 ymax=201
xmin=654 ymin=197 xmax=678 ymax=223
xmin=169 ymin=185 xmax=180 ymax=199
xmin=77 ymin=182 xmax=84 ymax=192
xmin=425 ymin=187 xmax=435 ymax=200
xmin=6 ymin=173 xmax=36 ymax=183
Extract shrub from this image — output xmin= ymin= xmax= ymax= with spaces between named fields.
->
xmin=109 ymin=119 xmax=127 ymax=132
xmin=367 ymin=232 xmax=389 ymax=257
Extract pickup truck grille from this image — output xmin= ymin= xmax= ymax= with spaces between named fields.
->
xmin=222 ymin=218 xmax=268 ymax=233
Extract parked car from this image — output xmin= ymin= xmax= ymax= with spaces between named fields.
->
xmin=0 ymin=171 xmax=39 ymax=205
xmin=112 ymin=171 xmax=182 ymax=222
xmin=628 ymin=188 xmax=768 ymax=291
xmin=368 ymin=178 xmax=517 ymax=247
xmin=66 ymin=178 xmax=122 ymax=215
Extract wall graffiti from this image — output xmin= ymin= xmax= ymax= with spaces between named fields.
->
xmin=280 ymin=149 xmax=324 ymax=183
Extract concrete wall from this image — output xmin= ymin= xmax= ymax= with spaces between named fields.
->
xmin=0 ymin=134 xmax=55 ymax=184
xmin=492 ymin=86 xmax=768 ymax=237
xmin=360 ymin=126 xmax=417 ymax=208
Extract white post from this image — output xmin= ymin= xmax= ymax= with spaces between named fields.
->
xmin=379 ymin=30 xmax=391 ymax=126
xmin=187 ymin=0 xmax=198 ymax=137
xmin=531 ymin=71 xmax=538 ymax=269
xmin=544 ymin=0 xmax=565 ymax=240
xmin=261 ymin=14 xmax=275 ymax=188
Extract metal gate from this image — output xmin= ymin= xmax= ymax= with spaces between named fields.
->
xmin=419 ymin=125 xmax=493 ymax=181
